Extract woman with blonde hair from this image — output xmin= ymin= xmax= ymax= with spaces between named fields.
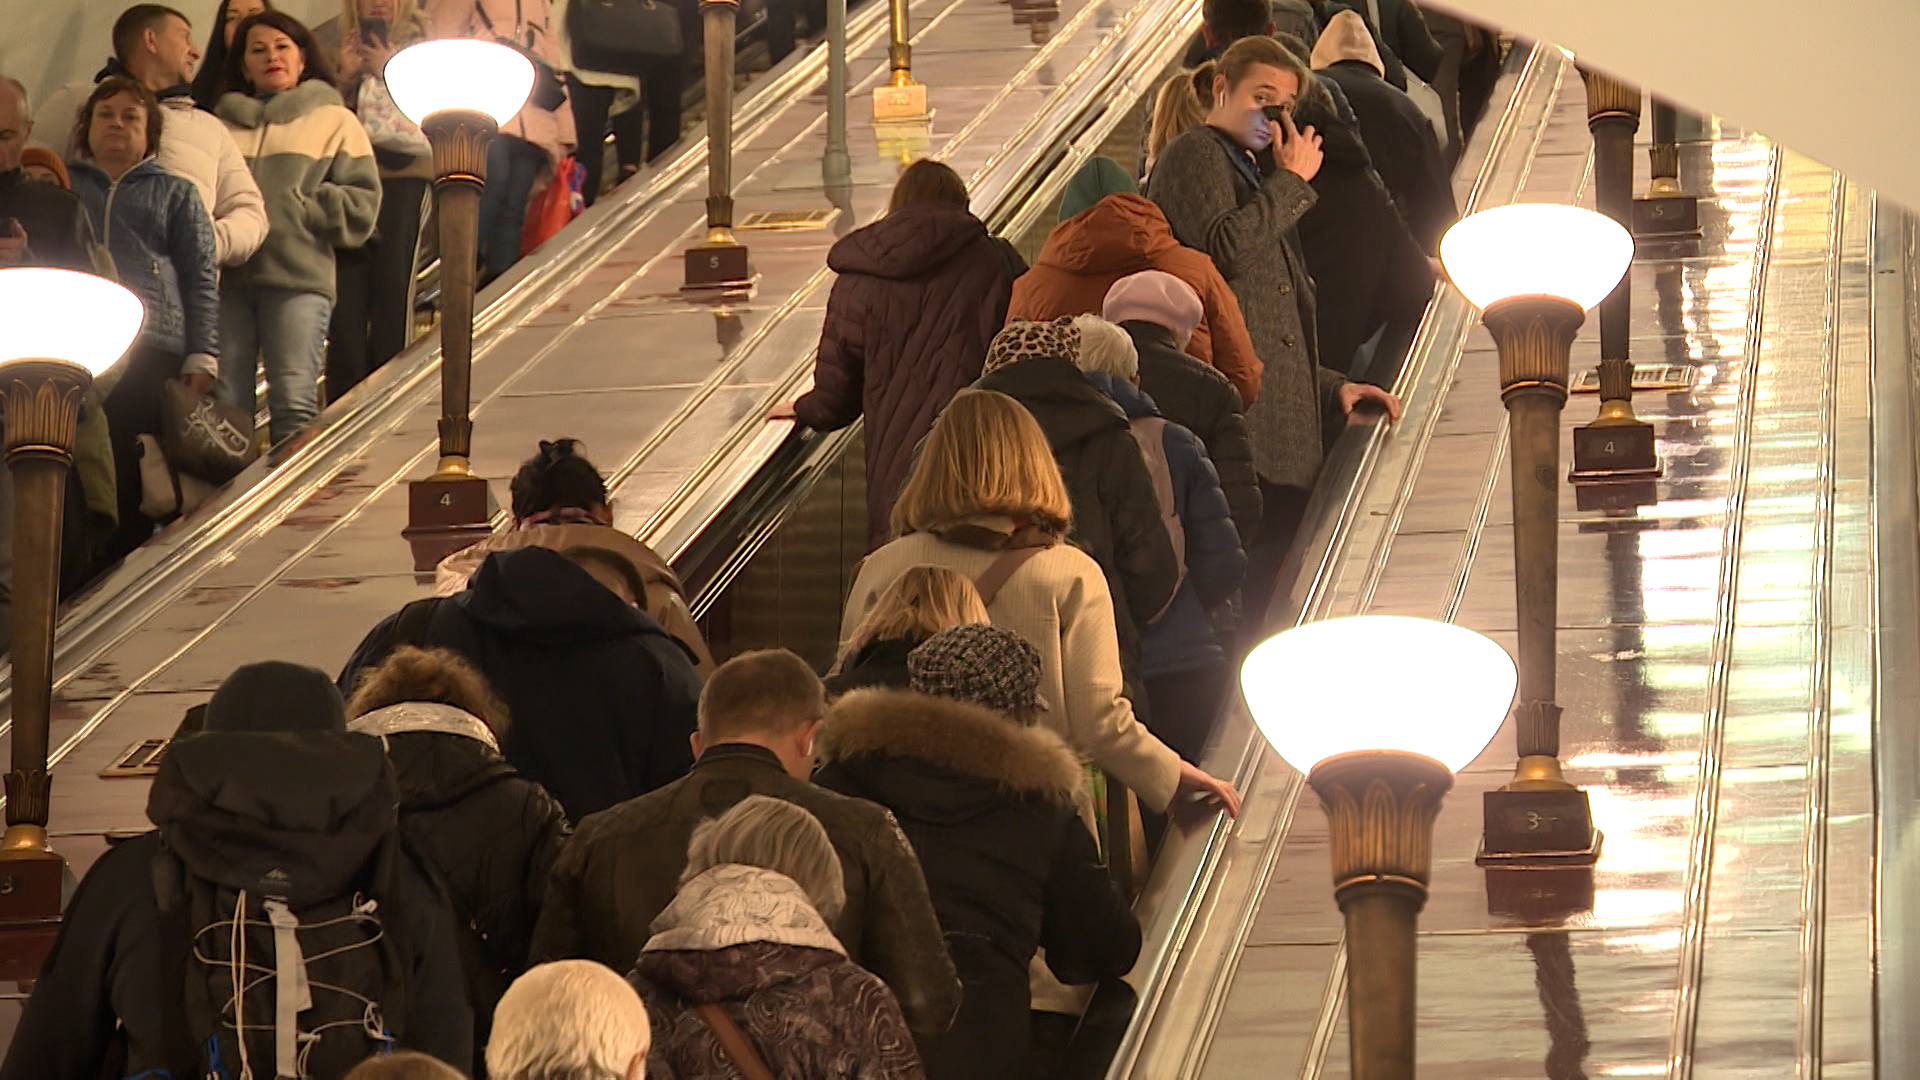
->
xmin=633 ymin=796 xmax=924 ymax=1079
xmin=827 ymin=566 xmax=990 ymax=695
xmin=1143 ymin=63 xmax=1211 ymax=178
xmin=346 ymin=644 xmax=569 ymax=1065
xmin=843 ymin=390 xmax=1240 ymax=836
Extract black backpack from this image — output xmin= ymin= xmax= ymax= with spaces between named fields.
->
xmin=151 ymin=834 xmax=419 ymax=1079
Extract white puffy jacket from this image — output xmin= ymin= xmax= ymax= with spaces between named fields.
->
xmin=34 ymin=81 xmax=269 ymax=267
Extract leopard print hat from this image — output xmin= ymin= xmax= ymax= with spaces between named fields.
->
xmin=981 ymin=316 xmax=1081 ymax=376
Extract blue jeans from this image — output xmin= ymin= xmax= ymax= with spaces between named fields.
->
xmin=218 ymin=285 xmax=331 ymax=445
xmin=477 ymin=134 xmax=548 ymax=282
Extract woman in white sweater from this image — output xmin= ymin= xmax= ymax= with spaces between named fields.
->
xmin=841 ymin=389 xmax=1240 ymax=826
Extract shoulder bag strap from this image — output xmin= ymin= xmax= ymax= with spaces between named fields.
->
xmin=973 ymin=544 xmax=1048 ymax=607
xmin=695 ymin=1002 xmax=778 ymax=1080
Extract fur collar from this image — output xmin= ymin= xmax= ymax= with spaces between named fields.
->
xmin=818 ymin=688 xmax=1083 ymax=804
xmin=216 ymin=79 xmax=344 ymax=128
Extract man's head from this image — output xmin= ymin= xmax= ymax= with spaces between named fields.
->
xmin=115 ymin=5 xmax=200 ymax=90
xmin=0 ymin=78 xmax=31 ymax=173
xmin=487 ymin=961 xmax=651 ymax=1080
xmin=692 ymin=649 xmax=827 ymax=778
xmin=1200 ymin=0 xmax=1272 ymax=47
xmin=1208 ymin=34 xmax=1310 ymax=153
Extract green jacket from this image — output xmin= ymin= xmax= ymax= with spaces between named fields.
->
xmin=529 ymin=742 xmax=962 ymax=1037
xmin=216 ymin=80 xmax=380 ymax=299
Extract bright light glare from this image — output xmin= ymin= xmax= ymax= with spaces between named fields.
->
xmin=0 ymin=269 xmax=143 ymax=375
xmin=384 ymin=39 xmax=534 ymax=126
xmin=1440 ymin=203 xmax=1634 ymax=311
xmin=1240 ymin=615 xmax=1515 ymax=774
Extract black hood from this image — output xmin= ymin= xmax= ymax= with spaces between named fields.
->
xmin=827 ymin=202 xmax=990 ymax=280
xmin=1295 ymin=95 xmax=1373 ymax=172
xmin=460 ymin=546 xmax=673 ymax=646
xmin=976 ymin=355 xmax=1130 ymax=453
xmin=148 ymin=730 xmax=398 ymax=906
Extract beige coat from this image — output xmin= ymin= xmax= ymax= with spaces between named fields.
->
xmin=842 ymin=532 xmax=1182 ymax=812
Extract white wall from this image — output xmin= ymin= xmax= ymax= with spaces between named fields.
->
xmin=1429 ymin=0 xmax=1920 ymax=212
xmin=0 ymin=0 xmax=341 ymax=115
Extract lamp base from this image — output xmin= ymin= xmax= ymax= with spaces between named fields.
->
xmin=1632 ymin=193 xmax=1700 ymax=238
xmin=0 ymin=827 xmax=67 ymax=979
xmin=1477 ymin=787 xmax=1603 ymax=867
xmin=403 ymin=473 xmax=499 ymax=572
xmin=873 ymin=80 xmax=929 ymax=122
xmin=1570 ymin=417 xmax=1662 ymax=482
xmin=683 ymin=240 xmax=755 ymax=294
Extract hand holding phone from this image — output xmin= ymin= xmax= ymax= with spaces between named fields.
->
xmin=0 ymin=219 xmax=29 ymax=266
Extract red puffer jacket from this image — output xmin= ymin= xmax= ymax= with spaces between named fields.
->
xmin=795 ymin=202 xmax=1016 ymax=549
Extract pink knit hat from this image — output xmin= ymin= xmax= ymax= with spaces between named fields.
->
xmin=1102 ymin=270 xmax=1204 ymax=349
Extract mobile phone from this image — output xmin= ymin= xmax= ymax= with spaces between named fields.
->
xmin=360 ymin=16 xmax=388 ymax=44
xmin=1261 ymin=104 xmax=1290 ymax=144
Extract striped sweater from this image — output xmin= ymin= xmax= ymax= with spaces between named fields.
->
xmin=216 ymin=80 xmax=380 ymax=299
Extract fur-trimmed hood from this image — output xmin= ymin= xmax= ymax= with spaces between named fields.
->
xmin=818 ymin=688 xmax=1084 ymax=806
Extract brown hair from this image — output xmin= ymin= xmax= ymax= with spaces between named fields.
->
xmin=832 ymin=566 xmax=990 ymax=674
xmin=1215 ymin=34 xmax=1311 ymax=100
xmin=889 ymin=158 xmax=970 ymax=213
xmin=226 ymin=10 xmax=336 ymax=94
xmin=342 ymin=1051 xmax=467 ymax=1080
xmin=1146 ymin=64 xmax=1210 ymax=174
xmin=73 ymin=77 xmax=164 ymax=163
xmin=346 ymin=645 xmax=512 ymax=734
xmin=698 ymin=648 xmax=827 ymax=741
xmin=889 ymin=389 xmax=1073 ymax=538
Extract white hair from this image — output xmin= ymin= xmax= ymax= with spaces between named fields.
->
xmin=486 ymin=961 xmax=652 ymax=1080
xmin=1069 ymin=314 xmax=1139 ymax=380
xmin=684 ymin=795 xmax=847 ymax=920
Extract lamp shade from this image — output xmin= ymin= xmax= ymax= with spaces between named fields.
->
xmin=384 ymin=39 xmax=535 ymax=126
xmin=0 ymin=269 xmax=143 ymax=375
xmin=1241 ymin=615 xmax=1515 ymax=774
xmin=1439 ymin=202 xmax=1634 ymax=312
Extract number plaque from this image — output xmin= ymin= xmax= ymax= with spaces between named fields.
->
xmin=1477 ymin=787 xmax=1602 ymax=866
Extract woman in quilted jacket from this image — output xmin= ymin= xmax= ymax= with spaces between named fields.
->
xmin=788 ymin=159 xmax=1021 ymax=549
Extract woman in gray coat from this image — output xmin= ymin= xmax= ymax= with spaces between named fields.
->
xmin=1145 ymin=34 xmax=1398 ymax=617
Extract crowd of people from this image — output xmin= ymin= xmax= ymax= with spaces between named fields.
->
xmin=0 ymin=0 xmax=1499 ymax=1076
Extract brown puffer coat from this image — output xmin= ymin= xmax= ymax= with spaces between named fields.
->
xmin=1006 ymin=193 xmax=1262 ymax=405
xmin=794 ymin=202 xmax=1017 ymax=548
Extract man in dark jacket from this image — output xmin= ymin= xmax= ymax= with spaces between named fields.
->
xmin=0 ymin=76 xmax=103 ymax=273
xmin=338 ymin=545 xmax=704 ymax=821
xmin=791 ymin=163 xmax=1018 ymax=549
xmin=1104 ymin=270 xmax=1261 ymax=544
xmin=974 ymin=317 xmax=1181 ymax=682
xmin=2 ymin=661 xmax=473 ymax=1079
xmin=530 ymin=648 xmax=962 ymax=1039
xmin=1312 ymin=10 xmax=1456 ymax=252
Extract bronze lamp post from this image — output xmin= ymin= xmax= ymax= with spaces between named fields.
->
xmin=873 ymin=0 xmax=928 ymax=120
xmin=0 ymin=269 xmax=143 ymax=925
xmin=684 ymin=0 xmax=755 ymax=292
xmin=1243 ymin=615 xmax=1515 ymax=1079
xmin=384 ymin=39 xmax=536 ymax=570
xmin=1440 ymin=204 xmax=1633 ymax=867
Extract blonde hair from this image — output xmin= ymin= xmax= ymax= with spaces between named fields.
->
xmin=684 ymin=795 xmax=847 ymax=920
xmin=1146 ymin=64 xmax=1210 ymax=173
xmin=889 ymin=389 xmax=1073 ymax=538
xmin=832 ymin=566 xmax=990 ymax=674
xmin=486 ymin=961 xmax=651 ymax=1080
xmin=1070 ymin=314 xmax=1138 ymax=379
xmin=338 ymin=0 xmax=430 ymax=55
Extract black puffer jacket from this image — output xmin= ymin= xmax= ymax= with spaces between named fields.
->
xmin=815 ymin=689 xmax=1141 ymax=1080
xmin=1294 ymin=94 xmax=1435 ymax=385
xmin=2 ymin=731 xmax=473 ymax=1079
xmin=338 ymin=547 xmax=704 ymax=821
xmin=797 ymin=202 xmax=1019 ymax=548
xmin=974 ymin=354 xmax=1180 ymax=675
xmin=1121 ymin=320 xmax=1262 ymax=544
xmin=350 ymin=703 xmax=570 ymax=1063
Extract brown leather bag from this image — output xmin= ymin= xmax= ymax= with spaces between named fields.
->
xmin=695 ymin=1002 xmax=777 ymax=1080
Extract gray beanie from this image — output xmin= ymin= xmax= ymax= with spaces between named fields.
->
xmin=204 ymin=661 xmax=348 ymax=734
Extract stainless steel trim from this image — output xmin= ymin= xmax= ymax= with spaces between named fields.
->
xmin=1665 ymin=144 xmax=1785 ymax=1080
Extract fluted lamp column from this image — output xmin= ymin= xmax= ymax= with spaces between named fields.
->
xmin=384 ymin=39 xmax=534 ymax=570
xmin=1244 ymin=615 xmax=1516 ymax=1080
xmin=0 ymin=270 xmax=143 ymax=925
xmin=1440 ymin=205 xmax=1633 ymax=866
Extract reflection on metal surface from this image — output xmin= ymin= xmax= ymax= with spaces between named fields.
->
xmin=1121 ymin=30 xmax=1886 ymax=1078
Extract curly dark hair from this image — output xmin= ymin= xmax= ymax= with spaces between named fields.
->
xmin=346 ymin=645 xmax=512 ymax=735
xmin=223 ymin=9 xmax=335 ymax=96
xmin=72 ymin=77 xmax=164 ymax=164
